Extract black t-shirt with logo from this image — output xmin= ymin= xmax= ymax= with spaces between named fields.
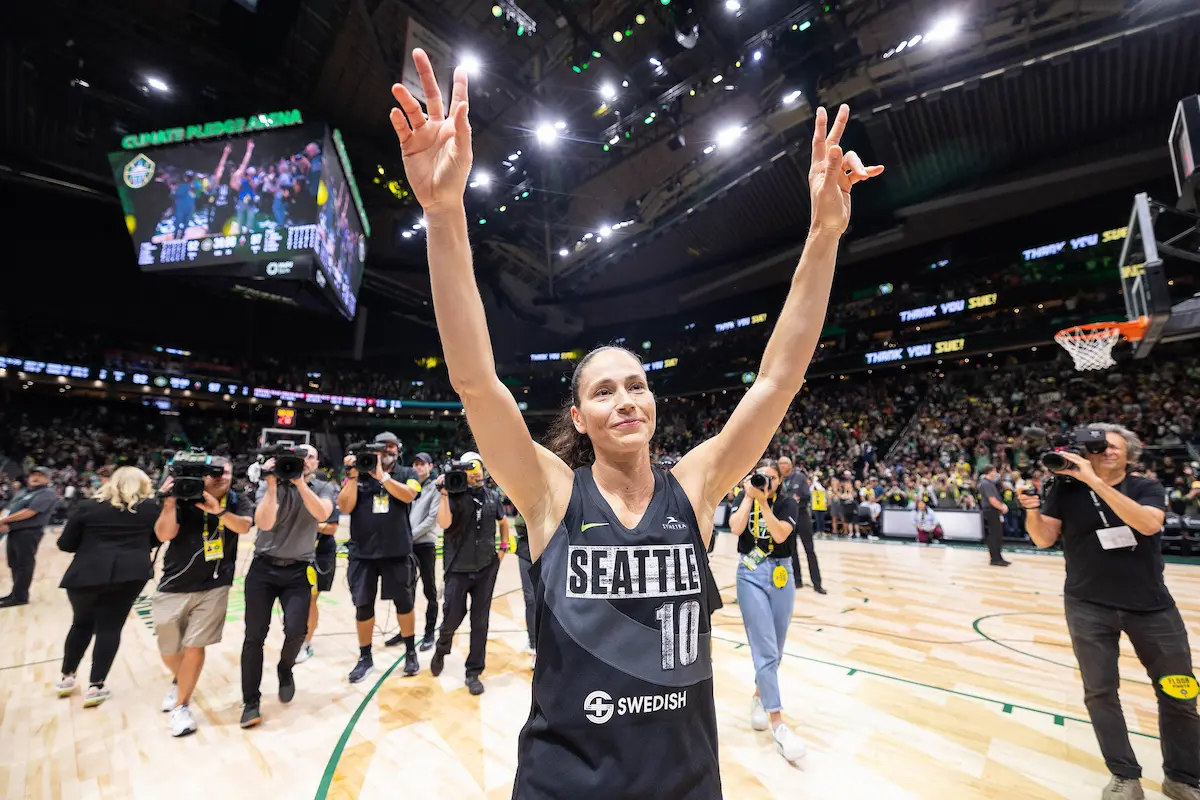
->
xmin=1042 ymin=474 xmax=1171 ymax=611
xmin=347 ymin=466 xmax=421 ymax=560
xmin=444 ymin=485 xmax=504 ymax=573
xmin=732 ymin=491 xmax=797 ymax=559
xmin=160 ymin=489 xmax=253 ymax=594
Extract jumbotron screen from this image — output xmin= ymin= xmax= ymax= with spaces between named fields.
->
xmin=107 ymin=117 xmax=366 ymax=319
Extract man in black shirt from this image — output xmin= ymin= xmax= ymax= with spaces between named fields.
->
xmin=0 ymin=467 xmax=59 ymax=607
xmin=431 ymin=451 xmax=509 ymax=696
xmin=979 ymin=464 xmax=1010 ymax=567
xmin=1021 ymin=423 xmax=1199 ymax=800
xmin=296 ymin=471 xmax=340 ymax=666
xmin=336 ymin=432 xmax=423 ymax=683
xmin=778 ymin=457 xmax=823 ymax=594
xmin=153 ymin=458 xmax=253 ymax=736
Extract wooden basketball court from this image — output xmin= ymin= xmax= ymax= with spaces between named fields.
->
xmin=2 ymin=529 xmax=1197 ymax=799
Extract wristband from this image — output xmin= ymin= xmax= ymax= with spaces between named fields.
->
xmin=215 ymin=508 xmax=228 ymax=517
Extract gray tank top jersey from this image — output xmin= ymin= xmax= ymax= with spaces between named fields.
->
xmin=513 ymin=466 xmax=723 ymax=799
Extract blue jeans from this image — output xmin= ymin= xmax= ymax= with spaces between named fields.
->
xmin=736 ymin=558 xmax=796 ymax=712
xmin=813 ymin=510 xmax=827 ymax=535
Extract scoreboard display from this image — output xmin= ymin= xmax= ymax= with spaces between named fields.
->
xmin=108 ymin=117 xmax=366 ymax=320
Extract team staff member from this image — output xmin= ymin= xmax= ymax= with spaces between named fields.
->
xmin=0 ymin=467 xmax=59 ymax=607
xmin=241 ymin=444 xmax=335 ymax=729
xmin=979 ymin=464 xmax=1010 ymax=567
xmin=729 ymin=459 xmax=807 ymax=763
xmin=778 ymin=457 xmax=824 ymax=594
xmin=152 ymin=458 xmax=253 ymax=737
xmin=407 ymin=452 xmax=441 ymax=651
xmin=337 ymin=432 xmax=422 ymax=683
xmin=1021 ymin=424 xmax=1199 ymax=800
xmin=431 ymin=452 xmax=509 ymax=695
xmin=296 ymin=468 xmax=340 ymax=666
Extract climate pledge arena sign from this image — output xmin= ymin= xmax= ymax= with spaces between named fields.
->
xmin=120 ymin=110 xmax=305 ymax=150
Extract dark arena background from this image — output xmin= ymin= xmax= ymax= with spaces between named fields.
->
xmin=2 ymin=0 xmax=1200 ymax=798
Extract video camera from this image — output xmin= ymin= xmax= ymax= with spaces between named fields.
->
xmin=440 ymin=461 xmax=473 ymax=494
xmin=257 ymin=443 xmax=306 ymax=482
xmin=1024 ymin=427 xmax=1109 ymax=471
xmin=168 ymin=449 xmax=225 ymax=501
xmin=347 ymin=441 xmax=386 ymax=473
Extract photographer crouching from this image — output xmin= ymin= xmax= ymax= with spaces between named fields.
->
xmin=1020 ymin=424 xmax=1199 ymax=800
xmin=431 ymin=451 xmax=510 ymax=695
xmin=337 ymin=432 xmax=424 ymax=684
xmin=240 ymin=444 xmax=336 ymax=729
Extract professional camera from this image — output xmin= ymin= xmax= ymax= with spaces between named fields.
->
xmin=168 ymin=449 xmax=224 ymax=501
xmin=258 ymin=443 xmax=306 ymax=482
xmin=347 ymin=441 xmax=386 ymax=473
xmin=1024 ymin=426 xmax=1109 ymax=471
xmin=750 ymin=473 xmax=770 ymax=491
xmin=440 ymin=461 xmax=472 ymax=494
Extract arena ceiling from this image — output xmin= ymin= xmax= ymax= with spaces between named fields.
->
xmin=3 ymin=0 xmax=1199 ymax=334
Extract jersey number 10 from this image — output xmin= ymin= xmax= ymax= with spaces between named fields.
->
xmin=655 ymin=600 xmax=701 ymax=670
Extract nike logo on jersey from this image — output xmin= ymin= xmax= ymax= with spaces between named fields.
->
xmin=567 ymin=544 xmax=701 ymax=598
xmin=581 ymin=522 xmax=609 ymax=532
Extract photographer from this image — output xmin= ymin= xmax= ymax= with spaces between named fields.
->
xmin=431 ymin=451 xmax=509 ymax=696
xmin=978 ymin=464 xmax=1010 ymax=567
xmin=240 ymin=444 xmax=335 ymax=729
xmin=0 ymin=466 xmax=58 ymax=608
xmin=407 ymin=452 xmax=441 ymax=651
xmin=152 ymin=458 xmax=253 ymax=737
xmin=1020 ymin=424 xmax=1198 ymax=800
xmin=296 ymin=468 xmax=340 ymax=666
xmin=336 ymin=432 xmax=423 ymax=684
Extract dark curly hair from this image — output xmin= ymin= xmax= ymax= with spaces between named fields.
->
xmin=544 ymin=345 xmax=645 ymax=469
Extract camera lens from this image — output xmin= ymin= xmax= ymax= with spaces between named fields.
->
xmin=750 ymin=474 xmax=768 ymax=490
xmin=1040 ymin=452 xmax=1068 ymax=471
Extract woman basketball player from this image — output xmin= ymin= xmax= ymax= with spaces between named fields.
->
xmin=390 ymin=49 xmax=882 ymax=799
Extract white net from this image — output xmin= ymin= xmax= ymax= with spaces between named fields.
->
xmin=1054 ymin=326 xmax=1121 ymax=371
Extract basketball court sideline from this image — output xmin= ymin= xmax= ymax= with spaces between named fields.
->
xmin=3 ymin=529 xmax=1198 ymax=799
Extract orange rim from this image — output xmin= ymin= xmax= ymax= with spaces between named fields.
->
xmin=1055 ymin=318 xmax=1148 ymax=343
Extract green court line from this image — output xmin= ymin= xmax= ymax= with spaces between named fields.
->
xmin=709 ymin=632 xmax=1160 ymax=741
xmin=314 ymin=652 xmax=407 ymax=800
xmin=972 ymin=612 xmax=1153 ymax=687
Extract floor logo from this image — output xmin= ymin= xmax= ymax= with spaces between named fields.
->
xmin=584 ymin=690 xmax=615 ymax=724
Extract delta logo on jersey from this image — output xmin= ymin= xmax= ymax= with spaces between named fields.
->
xmin=583 ymin=689 xmax=688 ymax=725
xmin=567 ymin=543 xmax=701 ymax=599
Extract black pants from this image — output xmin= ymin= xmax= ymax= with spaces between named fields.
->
xmin=436 ymin=559 xmax=500 ymax=679
xmin=241 ymin=558 xmax=311 ymax=705
xmin=515 ymin=536 xmax=537 ymax=650
xmin=983 ymin=510 xmax=1004 ymax=562
xmin=62 ymin=580 xmax=144 ymax=684
xmin=6 ymin=529 xmax=43 ymax=602
xmin=1065 ymin=597 xmax=1200 ymax=786
xmin=790 ymin=511 xmax=822 ymax=590
xmin=413 ymin=542 xmax=439 ymax=638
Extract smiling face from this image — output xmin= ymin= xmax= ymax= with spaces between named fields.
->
xmin=570 ymin=348 xmax=656 ymax=460
xmin=1088 ymin=432 xmax=1129 ymax=473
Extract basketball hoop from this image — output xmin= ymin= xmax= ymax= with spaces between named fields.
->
xmin=1054 ymin=319 xmax=1147 ymax=371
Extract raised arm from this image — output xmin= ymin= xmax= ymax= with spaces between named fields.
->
xmin=674 ymin=105 xmax=883 ymax=511
xmin=390 ymin=49 xmax=572 ymax=559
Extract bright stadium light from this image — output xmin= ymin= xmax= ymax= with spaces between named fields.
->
xmin=554 ymin=120 xmax=567 ymax=130
xmin=474 ymin=171 xmax=491 ymax=187
xmin=536 ymin=124 xmax=558 ymax=144
xmin=599 ymin=224 xmax=613 ymax=236
xmin=146 ymin=76 xmax=170 ymax=93
xmin=716 ymin=125 xmax=745 ymax=148
xmin=724 ymin=0 xmax=740 ymax=10
xmin=460 ymin=54 xmax=482 ymax=74
xmin=559 ymin=248 xmax=569 ymax=256
xmin=926 ymin=15 xmax=960 ymax=42
xmin=601 ymin=83 xmax=617 ymax=100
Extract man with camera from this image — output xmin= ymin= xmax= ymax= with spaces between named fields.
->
xmin=407 ymin=451 xmax=441 ymax=651
xmin=1020 ymin=424 xmax=1199 ymax=800
xmin=153 ymin=457 xmax=253 ymax=737
xmin=432 ymin=451 xmax=509 ymax=696
xmin=296 ymin=467 xmax=341 ymax=666
xmin=0 ymin=467 xmax=58 ymax=608
xmin=979 ymin=463 xmax=1010 ymax=567
xmin=337 ymin=432 xmax=423 ymax=683
xmin=240 ymin=444 xmax=336 ymax=729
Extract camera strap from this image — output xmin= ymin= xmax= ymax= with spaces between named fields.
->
xmin=751 ymin=500 xmax=774 ymax=555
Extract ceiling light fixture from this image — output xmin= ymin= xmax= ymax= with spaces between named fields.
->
xmin=146 ymin=76 xmax=170 ymax=92
xmin=460 ymin=54 xmax=482 ymax=74
xmin=712 ymin=74 xmax=723 ymax=83
xmin=784 ymin=89 xmax=802 ymax=103
xmin=724 ymin=0 xmax=740 ymax=10
xmin=715 ymin=125 xmax=745 ymax=147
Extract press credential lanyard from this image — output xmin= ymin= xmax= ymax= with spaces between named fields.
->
xmin=1089 ymin=482 xmax=1137 ymax=551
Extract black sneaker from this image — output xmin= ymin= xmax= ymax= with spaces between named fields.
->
xmin=349 ymin=656 xmax=374 ymax=684
xmin=430 ymin=651 xmax=445 ymax=677
xmin=419 ymin=635 xmax=435 ymax=652
xmin=0 ymin=596 xmax=29 ymax=608
xmin=990 ymin=559 xmax=1011 ymax=567
xmin=384 ymin=632 xmax=405 ymax=647
xmin=403 ymin=651 xmax=420 ymax=677
xmin=240 ymin=702 xmax=262 ymax=729
xmin=467 ymin=676 xmax=485 ymax=696
xmin=814 ymin=586 xmax=828 ymax=595
xmin=278 ymin=668 xmax=296 ymax=703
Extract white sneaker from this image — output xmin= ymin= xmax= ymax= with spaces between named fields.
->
xmin=169 ymin=704 xmax=198 ymax=738
xmin=294 ymin=642 xmax=314 ymax=665
xmin=56 ymin=675 xmax=77 ymax=698
xmin=750 ymin=695 xmax=769 ymax=731
xmin=773 ymin=723 xmax=808 ymax=762
xmin=83 ymin=685 xmax=111 ymax=708
xmin=162 ymin=683 xmax=178 ymax=712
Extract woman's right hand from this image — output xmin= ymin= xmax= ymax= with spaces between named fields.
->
xmin=389 ymin=49 xmax=472 ymax=218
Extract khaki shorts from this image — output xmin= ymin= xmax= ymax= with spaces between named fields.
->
xmin=152 ymin=586 xmax=231 ymax=654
